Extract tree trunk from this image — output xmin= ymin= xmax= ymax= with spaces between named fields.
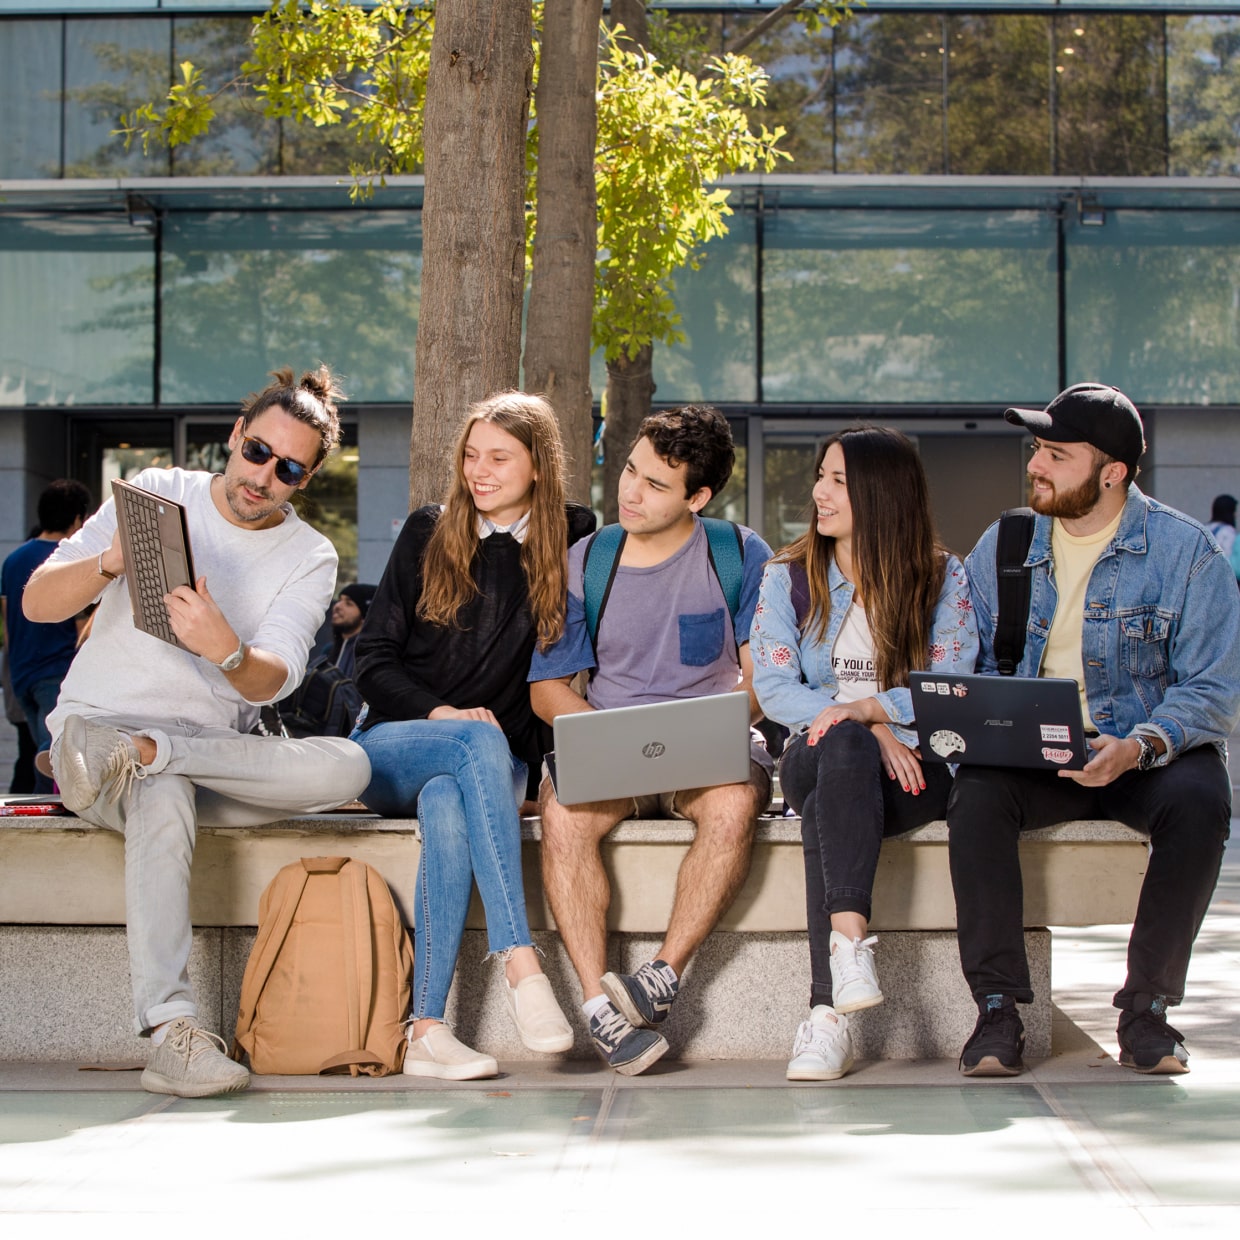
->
xmin=522 ymin=0 xmax=603 ymax=505
xmin=602 ymin=343 xmax=655 ymax=523
xmin=601 ymin=2 xmax=655 ymax=524
xmin=410 ymin=0 xmax=534 ymax=509
xmin=609 ymin=0 xmax=649 ymax=51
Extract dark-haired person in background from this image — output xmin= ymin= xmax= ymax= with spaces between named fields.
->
xmin=530 ymin=406 xmax=773 ymax=1076
xmin=22 ymin=366 xmax=370 ymax=1099
xmin=1 ymin=481 xmax=92 ymax=791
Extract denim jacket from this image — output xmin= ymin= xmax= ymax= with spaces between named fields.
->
xmin=965 ymin=485 xmax=1240 ymax=760
xmin=750 ymin=553 xmax=979 ymax=749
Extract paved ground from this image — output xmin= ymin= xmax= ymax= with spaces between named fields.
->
xmin=2 ymin=728 xmax=1238 ymax=1232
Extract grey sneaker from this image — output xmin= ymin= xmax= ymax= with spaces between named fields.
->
xmin=57 ymin=715 xmax=145 ymax=813
xmin=141 ymin=1018 xmax=250 ymax=1098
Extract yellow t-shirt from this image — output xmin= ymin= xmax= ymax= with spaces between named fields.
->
xmin=1043 ymin=509 xmax=1124 ymax=729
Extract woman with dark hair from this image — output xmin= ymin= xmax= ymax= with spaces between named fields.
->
xmin=751 ymin=427 xmax=978 ymax=1081
xmin=353 ymin=392 xmax=595 ymax=1080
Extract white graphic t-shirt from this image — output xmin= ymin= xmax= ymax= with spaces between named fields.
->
xmin=831 ymin=602 xmax=879 ymax=704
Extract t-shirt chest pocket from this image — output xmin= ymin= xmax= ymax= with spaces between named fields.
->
xmin=679 ymin=608 xmax=726 ymax=667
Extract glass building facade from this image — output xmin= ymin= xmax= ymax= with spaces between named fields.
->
xmin=3 ymin=1 xmax=1240 ymax=573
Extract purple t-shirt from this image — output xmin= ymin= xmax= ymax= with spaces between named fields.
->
xmin=529 ymin=518 xmax=771 ymax=710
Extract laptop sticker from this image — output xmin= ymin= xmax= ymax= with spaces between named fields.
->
xmin=1040 ymin=724 xmax=1071 ymax=742
xmin=929 ymin=729 xmax=966 ymax=758
xmin=952 ymin=682 xmax=969 ymax=698
xmin=1041 ymin=747 xmax=1074 ymax=764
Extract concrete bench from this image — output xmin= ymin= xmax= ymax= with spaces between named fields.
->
xmin=0 ymin=814 xmax=1148 ymax=1064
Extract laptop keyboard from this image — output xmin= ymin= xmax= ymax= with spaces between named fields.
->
xmin=121 ymin=487 xmax=176 ymax=644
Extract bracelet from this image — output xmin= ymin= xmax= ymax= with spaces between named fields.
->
xmin=97 ymin=552 xmax=117 ymax=581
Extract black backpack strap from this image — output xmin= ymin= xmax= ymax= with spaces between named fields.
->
xmin=995 ymin=507 xmax=1036 ymax=676
xmin=787 ymin=560 xmax=811 ymax=629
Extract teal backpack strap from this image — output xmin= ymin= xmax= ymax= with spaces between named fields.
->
xmin=582 ymin=525 xmax=627 ymax=647
xmin=701 ymin=517 xmax=745 ymax=624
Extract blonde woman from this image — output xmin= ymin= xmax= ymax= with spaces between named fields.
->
xmin=354 ymin=392 xmax=595 ymax=1079
xmin=751 ymin=427 xmax=977 ymax=1080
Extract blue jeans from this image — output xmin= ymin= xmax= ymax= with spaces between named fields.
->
xmin=353 ymin=718 xmax=532 ymax=1021
xmin=19 ymin=675 xmax=64 ymax=795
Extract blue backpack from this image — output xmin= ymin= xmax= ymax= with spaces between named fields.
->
xmin=581 ymin=517 xmax=745 ymax=647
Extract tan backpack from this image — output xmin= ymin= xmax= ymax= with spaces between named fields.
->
xmin=233 ymin=856 xmax=414 ymax=1076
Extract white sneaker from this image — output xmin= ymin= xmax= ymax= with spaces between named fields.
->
xmin=829 ymin=931 xmax=883 ymax=1013
xmin=402 ymin=1024 xmax=498 ymax=1081
xmin=786 ymin=1006 xmax=855 ymax=1081
xmin=504 ymin=973 xmax=573 ymax=1053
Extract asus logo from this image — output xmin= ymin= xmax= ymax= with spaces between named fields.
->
xmin=983 ymin=719 xmax=1013 ymax=727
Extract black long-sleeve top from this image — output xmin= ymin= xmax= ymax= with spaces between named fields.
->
xmin=354 ymin=503 xmax=596 ymax=779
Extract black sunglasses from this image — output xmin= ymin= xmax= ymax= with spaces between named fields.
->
xmin=238 ymin=435 xmax=311 ymax=487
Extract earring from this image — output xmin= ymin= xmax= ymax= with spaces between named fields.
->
xmin=1104 ymin=481 xmax=1112 ymax=489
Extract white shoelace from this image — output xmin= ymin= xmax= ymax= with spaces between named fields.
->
xmin=833 ymin=935 xmax=879 ymax=989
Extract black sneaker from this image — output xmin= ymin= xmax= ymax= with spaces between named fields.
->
xmin=1118 ymin=999 xmax=1189 ymax=1075
xmin=601 ymin=960 xmax=679 ymax=1029
xmin=588 ymin=1001 xmax=669 ymax=1076
xmin=959 ymin=995 xmax=1026 ymax=1077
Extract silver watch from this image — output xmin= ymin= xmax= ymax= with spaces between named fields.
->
xmin=215 ymin=641 xmax=245 ymax=672
xmin=1133 ymin=734 xmax=1158 ymax=772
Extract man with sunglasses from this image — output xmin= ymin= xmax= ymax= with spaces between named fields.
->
xmin=23 ymin=365 xmax=371 ymax=1098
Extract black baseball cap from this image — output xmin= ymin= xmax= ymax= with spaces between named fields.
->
xmin=1005 ymin=383 xmax=1146 ymax=478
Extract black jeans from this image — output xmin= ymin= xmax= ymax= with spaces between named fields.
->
xmin=780 ymin=721 xmax=953 ymax=1009
xmin=947 ymin=744 xmax=1231 ymax=1011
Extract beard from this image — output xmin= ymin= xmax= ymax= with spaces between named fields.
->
xmin=1030 ymin=466 xmax=1104 ymax=520
xmin=222 ymin=472 xmax=284 ymax=525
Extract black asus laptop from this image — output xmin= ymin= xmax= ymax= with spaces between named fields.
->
xmin=910 ymin=672 xmax=1089 ymax=771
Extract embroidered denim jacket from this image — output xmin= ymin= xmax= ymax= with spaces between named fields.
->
xmin=750 ymin=553 xmax=979 ymax=749
xmin=964 ymin=485 xmax=1240 ymax=759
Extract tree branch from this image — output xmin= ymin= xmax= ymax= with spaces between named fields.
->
xmin=728 ymin=0 xmax=808 ymax=55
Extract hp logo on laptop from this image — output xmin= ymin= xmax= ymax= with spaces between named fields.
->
xmin=642 ymin=741 xmax=666 ymax=759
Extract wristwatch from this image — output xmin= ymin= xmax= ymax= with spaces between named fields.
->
xmin=1132 ymin=734 xmax=1158 ymax=772
xmin=215 ymin=641 xmax=246 ymax=672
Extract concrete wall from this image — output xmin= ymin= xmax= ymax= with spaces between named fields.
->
xmin=357 ymin=407 xmax=414 ymax=585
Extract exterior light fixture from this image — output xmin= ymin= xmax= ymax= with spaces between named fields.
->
xmin=1077 ymin=195 xmax=1106 ymax=227
xmin=126 ymin=194 xmax=157 ymax=231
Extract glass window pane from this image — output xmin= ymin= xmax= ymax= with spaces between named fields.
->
xmin=655 ymin=214 xmax=758 ymax=404
xmin=1054 ymin=14 xmax=1166 ymax=176
xmin=64 ymin=17 xmax=171 ymax=176
xmin=1066 ymin=209 xmax=1240 ymax=404
xmin=171 ymin=15 xmax=278 ymax=175
xmin=729 ymin=17 xmax=835 ymax=174
xmin=0 ymin=214 xmax=155 ymax=406
xmin=763 ymin=208 xmax=1059 ymax=404
xmin=0 ymin=19 xmax=62 ymax=178
xmin=836 ymin=15 xmax=946 ymax=175
xmin=1168 ymin=16 xmax=1240 ymax=177
xmin=947 ymin=15 xmax=1051 ymax=175
xmin=161 ymin=211 xmax=421 ymax=405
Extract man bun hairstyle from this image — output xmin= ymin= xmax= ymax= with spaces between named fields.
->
xmin=241 ymin=364 xmax=345 ymax=468
xmin=635 ymin=404 xmax=735 ymax=501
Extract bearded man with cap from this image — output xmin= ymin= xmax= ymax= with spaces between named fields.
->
xmin=949 ymin=382 xmax=1240 ymax=1078
xmin=325 ymin=582 xmax=376 ymax=680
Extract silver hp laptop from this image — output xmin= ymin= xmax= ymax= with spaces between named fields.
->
xmin=548 ymin=691 xmax=752 ymax=806
xmin=111 ymin=478 xmax=196 ymax=649
xmin=910 ymin=672 xmax=1089 ymax=771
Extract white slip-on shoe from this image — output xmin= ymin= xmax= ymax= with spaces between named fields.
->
xmin=504 ymin=973 xmax=574 ymax=1053
xmin=786 ymin=1005 xmax=854 ymax=1082
xmin=402 ymin=1024 xmax=499 ymax=1081
xmin=829 ymin=931 xmax=884 ymax=1013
